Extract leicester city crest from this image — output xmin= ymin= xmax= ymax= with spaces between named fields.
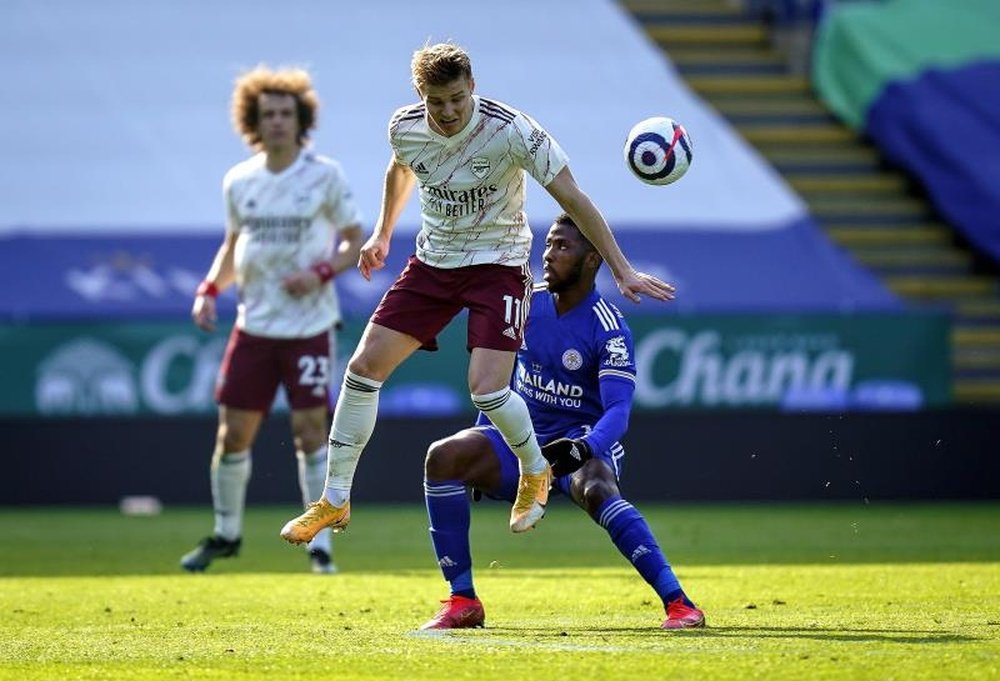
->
xmin=562 ymin=349 xmax=583 ymax=371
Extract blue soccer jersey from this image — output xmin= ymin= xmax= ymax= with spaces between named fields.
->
xmin=514 ymin=286 xmax=637 ymax=457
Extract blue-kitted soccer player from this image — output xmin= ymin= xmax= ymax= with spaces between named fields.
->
xmin=419 ymin=213 xmax=705 ymax=631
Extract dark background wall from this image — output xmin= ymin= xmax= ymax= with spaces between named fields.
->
xmin=1 ymin=410 xmax=996 ymax=506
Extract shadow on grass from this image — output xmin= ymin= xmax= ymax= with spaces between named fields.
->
xmin=684 ymin=626 xmax=978 ymax=644
xmin=480 ymin=625 xmax=978 ymax=645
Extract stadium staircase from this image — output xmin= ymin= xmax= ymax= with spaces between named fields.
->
xmin=620 ymin=0 xmax=1000 ymax=406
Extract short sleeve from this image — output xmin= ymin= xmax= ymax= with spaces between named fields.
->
xmin=324 ymin=161 xmax=363 ymax=231
xmin=509 ymin=112 xmax=569 ymax=187
xmin=222 ymin=167 xmax=240 ymax=234
xmin=594 ymin=302 xmax=637 ymax=383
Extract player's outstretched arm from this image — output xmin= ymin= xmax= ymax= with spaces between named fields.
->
xmin=359 ymin=157 xmax=416 ymax=281
xmin=545 ymin=167 xmax=675 ymax=304
xmin=192 ymin=231 xmax=238 ymax=331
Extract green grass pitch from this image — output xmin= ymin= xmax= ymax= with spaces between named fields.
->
xmin=1 ymin=502 xmax=998 ymax=680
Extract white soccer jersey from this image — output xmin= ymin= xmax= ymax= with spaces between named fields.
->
xmin=389 ymin=95 xmax=569 ymax=268
xmin=223 ymin=151 xmax=362 ymax=338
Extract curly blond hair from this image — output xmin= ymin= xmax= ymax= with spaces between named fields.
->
xmin=411 ymin=42 xmax=473 ymax=92
xmin=231 ymin=66 xmax=319 ymax=150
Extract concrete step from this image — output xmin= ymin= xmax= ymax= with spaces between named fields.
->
xmin=739 ymin=125 xmax=857 ymax=144
xmin=621 ymin=0 xmax=741 ymax=15
xmin=852 ymin=249 xmax=971 ymax=271
xmin=730 ymin=113 xmax=844 ymax=126
xmin=824 ymin=225 xmax=953 ymax=247
xmin=953 ymin=380 xmax=1000 ymax=403
xmin=954 ymin=347 xmax=1000 ymax=370
xmin=755 ymin=144 xmax=882 ymax=164
xmin=646 ymin=25 xmax=767 ymax=45
xmin=669 ymin=48 xmax=785 ymax=67
xmin=886 ymin=276 xmax=997 ymax=299
xmin=955 ymin=299 xmax=1000 ymax=321
xmin=775 ymin=161 xmax=885 ymax=175
xmin=686 ymin=75 xmax=809 ymax=94
xmin=807 ymin=196 xmax=930 ymax=219
xmin=954 ymin=326 xmax=1000 ymax=346
xmin=640 ymin=13 xmax=764 ymax=25
xmin=710 ymin=98 xmax=831 ymax=119
xmin=677 ymin=62 xmax=788 ymax=76
xmin=788 ymin=174 xmax=909 ymax=193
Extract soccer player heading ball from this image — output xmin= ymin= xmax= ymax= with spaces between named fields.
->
xmin=280 ymin=42 xmax=676 ymax=545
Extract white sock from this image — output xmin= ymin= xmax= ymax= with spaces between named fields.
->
xmin=324 ymin=370 xmax=382 ymax=506
xmin=472 ymin=387 xmax=546 ymax=474
xmin=211 ymin=449 xmax=251 ymax=540
xmin=298 ymin=446 xmax=331 ymax=554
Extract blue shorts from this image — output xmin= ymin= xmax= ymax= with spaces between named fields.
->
xmin=476 ymin=425 xmax=625 ymax=502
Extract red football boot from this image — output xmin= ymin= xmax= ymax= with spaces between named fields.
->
xmin=661 ymin=597 xmax=706 ymax=630
xmin=419 ymin=595 xmax=486 ymax=630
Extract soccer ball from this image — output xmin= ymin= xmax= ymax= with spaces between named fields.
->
xmin=623 ymin=116 xmax=693 ymax=185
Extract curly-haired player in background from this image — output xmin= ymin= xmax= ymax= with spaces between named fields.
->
xmin=181 ymin=66 xmax=363 ymax=574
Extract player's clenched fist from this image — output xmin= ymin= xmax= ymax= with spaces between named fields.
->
xmin=541 ymin=437 xmax=593 ymax=477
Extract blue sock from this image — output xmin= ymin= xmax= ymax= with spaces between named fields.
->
xmin=594 ymin=496 xmax=691 ymax=608
xmin=424 ymin=479 xmax=475 ymax=599
xmin=655 ymin=570 xmax=694 ymax=608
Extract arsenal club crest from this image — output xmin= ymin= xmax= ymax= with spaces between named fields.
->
xmin=470 ymin=157 xmax=491 ymax=179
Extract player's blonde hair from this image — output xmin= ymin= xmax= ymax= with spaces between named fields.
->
xmin=411 ymin=42 xmax=473 ymax=91
xmin=231 ymin=65 xmax=319 ymax=150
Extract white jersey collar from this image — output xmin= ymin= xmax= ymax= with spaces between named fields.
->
xmin=262 ymin=149 xmax=305 ymax=178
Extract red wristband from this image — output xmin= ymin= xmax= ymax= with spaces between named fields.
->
xmin=311 ymin=262 xmax=335 ymax=283
xmin=196 ymin=280 xmax=219 ymax=298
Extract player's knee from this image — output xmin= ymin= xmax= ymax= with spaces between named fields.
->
xmin=291 ymin=408 xmax=328 ymax=444
xmin=580 ymin=476 xmax=618 ymax=512
xmin=291 ymin=422 xmax=327 ymax=453
xmin=346 ymin=346 xmax=396 ymax=383
xmin=218 ymin=424 xmax=252 ymax=454
xmin=294 ymin=433 xmax=326 ymax=454
xmin=425 ymin=438 xmax=462 ymax=480
xmin=345 ymin=355 xmax=374 ymax=380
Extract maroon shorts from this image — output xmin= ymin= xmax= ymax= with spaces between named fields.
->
xmin=215 ymin=328 xmax=332 ymax=411
xmin=372 ymin=256 xmax=533 ymax=352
